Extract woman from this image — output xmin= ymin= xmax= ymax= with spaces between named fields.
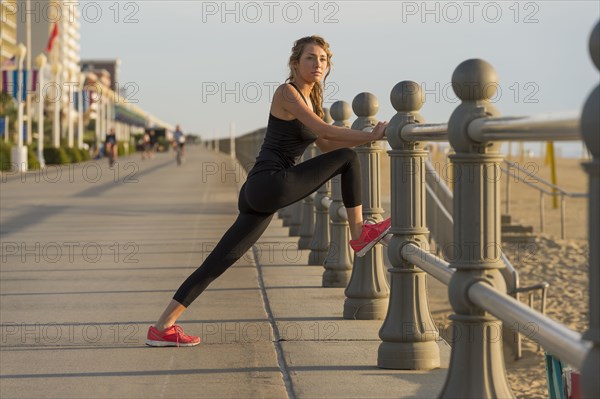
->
xmin=147 ymin=35 xmax=390 ymax=347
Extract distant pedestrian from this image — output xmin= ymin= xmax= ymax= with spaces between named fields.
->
xmin=147 ymin=35 xmax=390 ymax=347
xmin=141 ymin=131 xmax=152 ymax=160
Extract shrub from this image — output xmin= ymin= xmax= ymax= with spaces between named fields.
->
xmin=43 ymin=147 xmax=70 ymax=165
xmin=27 ymin=147 xmax=40 ymax=170
xmin=65 ymin=147 xmax=82 ymax=163
xmin=79 ymin=148 xmax=91 ymax=161
xmin=0 ymin=142 xmax=10 ymax=171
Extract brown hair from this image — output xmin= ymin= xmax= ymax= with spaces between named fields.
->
xmin=286 ymin=35 xmax=333 ymax=120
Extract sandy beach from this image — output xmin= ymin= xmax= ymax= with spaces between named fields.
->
xmin=379 ymin=149 xmax=591 ymax=398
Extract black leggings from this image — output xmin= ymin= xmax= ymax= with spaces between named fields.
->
xmin=173 ymin=148 xmax=362 ymax=307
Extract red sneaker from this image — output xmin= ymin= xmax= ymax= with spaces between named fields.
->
xmin=146 ymin=325 xmax=201 ymax=347
xmin=350 ymin=218 xmax=392 ymax=257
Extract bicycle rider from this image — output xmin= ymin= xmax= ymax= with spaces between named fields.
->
xmin=172 ymin=125 xmax=186 ymax=160
xmin=104 ymin=127 xmax=118 ymax=166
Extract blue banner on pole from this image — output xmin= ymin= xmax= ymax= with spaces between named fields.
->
xmin=0 ymin=117 xmax=5 ymax=138
xmin=0 ymin=69 xmax=39 ymax=101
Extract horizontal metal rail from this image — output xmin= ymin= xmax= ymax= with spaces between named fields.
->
xmin=401 ymin=123 xmax=449 ymax=142
xmin=468 ymin=112 xmax=580 ymax=142
xmin=401 ymin=243 xmax=453 ymax=285
xmin=502 ymin=160 xmax=588 ymax=198
xmin=468 ymin=281 xmax=590 ymax=370
xmin=401 ymin=243 xmax=589 ymax=370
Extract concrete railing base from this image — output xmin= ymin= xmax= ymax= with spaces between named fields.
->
xmin=377 ymin=341 xmax=441 ymax=370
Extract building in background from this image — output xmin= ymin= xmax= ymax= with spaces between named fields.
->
xmin=13 ymin=0 xmax=81 ymax=84
xmin=0 ymin=0 xmax=18 ymax=66
xmin=2 ymin=0 xmax=173 ymax=156
xmin=81 ymin=59 xmax=121 ymax=93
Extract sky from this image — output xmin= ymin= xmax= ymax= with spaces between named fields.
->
xmin=79 ymin=0 xmax=600 ymax=145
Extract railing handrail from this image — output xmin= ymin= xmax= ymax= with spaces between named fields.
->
xmin=502 ymin=159 xmax=588 ymax=198
xmin=402 ymin=243 xmax=590 ymax=370
xmin=401 ymin=123 xmax=448 ymax=142
xmin=468 ymin=281 xmax=590 ymax=370
xmin=401 ymin=243 xmax=453 ymax=285
xmin=468 ymin=112 xmax=580 ymax=142
xmin=423 ymin=161 xmax=527 ymax=294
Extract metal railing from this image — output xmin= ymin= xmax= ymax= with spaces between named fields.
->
xmin=214 ymin=20 xmax=599 ymax=399
xmin=422 ymin=156 xmax=550 ymax=360
xmin=502 ymin=159 xmax=587 ymax=238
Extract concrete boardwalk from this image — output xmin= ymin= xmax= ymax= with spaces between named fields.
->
xmin=0 ymin=146 xmax=449 ymax=398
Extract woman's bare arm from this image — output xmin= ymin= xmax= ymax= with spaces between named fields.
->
xmin=276 ymin=84 xmax=387 ymax=145
xmin=315 ymin=137 xmax=359 ymax=152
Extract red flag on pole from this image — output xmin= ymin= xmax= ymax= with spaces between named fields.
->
xmin=46 ymin=22 xmax=59 ymax=53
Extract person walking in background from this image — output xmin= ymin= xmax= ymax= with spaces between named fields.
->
xmin=147 ymin=35 xmax=390 ymax=347
xmin=141 ymin=131 xmax=152 ymax=160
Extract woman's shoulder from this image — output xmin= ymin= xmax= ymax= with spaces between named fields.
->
xmin=273 ymin=82 xmax=296 ymax=98
xmin=271 ymin=83 xmax=298 ymax=120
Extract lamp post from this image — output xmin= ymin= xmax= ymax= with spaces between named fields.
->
xmin=12 ymin=43 xmax=28 ymax=172
xmin=35 ymin=53 xmax=47 ymax=167
xmin=78 ymin=72 xmax=85 ymax=149
xmin=51 ymin=62 xmax=62 ymax=148
xmin=25 ymin=0 xmax=32 ymax=145
xmin=67 ymin=70 xmax=74 ymax=148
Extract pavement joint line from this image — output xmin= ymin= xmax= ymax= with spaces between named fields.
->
xmin=158 ymin=355 xmax=175 ymax=399
xmin=253 ymin=245 xmax=295 ymax=399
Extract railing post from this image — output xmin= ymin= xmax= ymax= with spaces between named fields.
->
xmin=323 ymin=101 xmax=354 ymax=287
xmin=378 ymin=81 xmax=440 ymax=370
xmin=581 ymin=20 xmax=600 ymax=399
xmin=505 ymin=166 xmax=511 ymax=214
xmin=279 ymin=205 xmax=293 ymax=227
xmin=440 ymin=59 xmax=514 ymax=398
xmin=288 ymin=147 xmax=314 ymax=237
xmin=540 ymin=192 xmax=545 ymax=233
xmin=297 ymin=145 xmax=317 ymax=244
xmin=343 ymin=92 xmax=390 ymax=320
xmin=307 ymin=107 xmax=335 ymax=259
xmin=309 ymin=148 xmax=331 ymax=264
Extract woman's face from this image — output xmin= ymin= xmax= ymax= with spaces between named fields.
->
xmin=294 ymin=43 xmax=328 ymax=83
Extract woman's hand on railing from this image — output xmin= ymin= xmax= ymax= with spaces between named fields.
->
xmin=371 ymin=121 xmax=389 ymax=140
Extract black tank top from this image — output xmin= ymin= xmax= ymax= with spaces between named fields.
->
xmin=248 ymin=83 xmax=318 ymax=177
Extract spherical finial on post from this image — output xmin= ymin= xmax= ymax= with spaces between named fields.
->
xmin=451 ymin=59 xmax=499 ymax=102
xmin=352 ymin=92 xmax=379 ymax=119
xmin=589 ymin=20 xmax=600 ymax=71
xmin=387 ymin=81 xmax=426 ymax=148
xmin=330 ymin=101 xmax=352 ymax=123
xmin=582 ymin=87 xmax=599 ymax=158
xmin=390 ymin=81 xmax=424 ymax=113
xmin=581 ymin=21 xmax=600 ymax=158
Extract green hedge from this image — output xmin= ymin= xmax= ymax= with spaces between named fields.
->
xmin=0 ymin=144 xmax=40 ymax=170
xmin=42 ymin=147 xmax=91 ymax=165
xmin=65 ymin=148 xmax=83 ymax=163
xmin=0 ymin=142 xmax=11 ymax=171
xmin=79 ymin=148 xmax=91 ymax=161
xmin=0 ymin=144 xmax=101 ymax=170
xmin=27 ymin=147 xmax=40 ymax=170
xmin=43 ymin=147 xmax=70 ymax=165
